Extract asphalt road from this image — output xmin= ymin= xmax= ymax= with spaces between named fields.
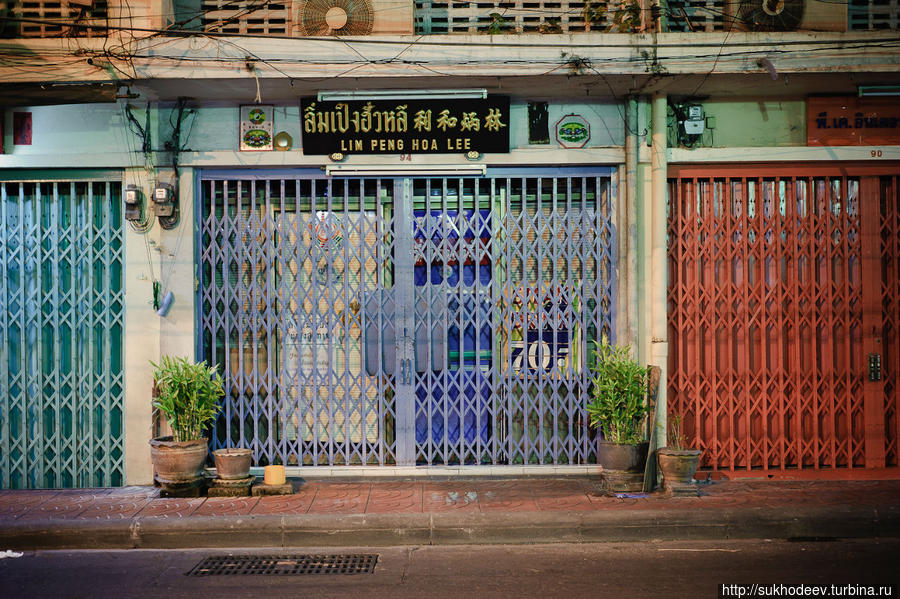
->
xmin=1 ymin=539 xmax=897 ymax=598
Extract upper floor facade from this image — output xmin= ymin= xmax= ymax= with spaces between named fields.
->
xmin=1 ymin=0 xmax=897 ymax=38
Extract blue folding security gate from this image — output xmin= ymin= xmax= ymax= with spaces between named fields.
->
xmin=198 ymin=168 xmax=616 ymax=466
xmin=0 ymin=177 xmax=125 ymax=489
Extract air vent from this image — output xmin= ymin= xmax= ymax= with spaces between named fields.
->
xmin=186 ymin=554 xmax=379 ymax=576
xmin=297 ymin=0 xmax=375 ymax=35
xmin=739 ymin=0 xmax=804 ymax=31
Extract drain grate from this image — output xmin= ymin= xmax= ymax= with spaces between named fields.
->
xmin=186 ymin=554 xmax=379 ymax=576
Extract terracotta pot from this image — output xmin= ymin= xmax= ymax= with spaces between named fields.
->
xmin=149 ymin=436 xmax=208 ymax=485
xmin=212 ymin=448 xmax=253 ymax=480
xmin=657 ymin=447 xmax=703 ymax=491
xmin=264 ymin=464 xmax=286 ymax=485
xmin=597 ymin=441 xmax=649 ymax=472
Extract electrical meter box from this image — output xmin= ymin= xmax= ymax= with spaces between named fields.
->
xmin=683 ymin=105 xmax=705 ymax=135
xmin=124 ymin=185 xmax=143 ymax=221
xmin=153 ymin=183 xmax=175 ymax=217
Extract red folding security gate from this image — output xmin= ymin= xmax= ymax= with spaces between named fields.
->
xmin=667 ymin=164 xmax=899 ymax=477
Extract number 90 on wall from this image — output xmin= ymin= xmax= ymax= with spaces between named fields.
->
xmin=510 ymin=329 xmax=576 ymax=376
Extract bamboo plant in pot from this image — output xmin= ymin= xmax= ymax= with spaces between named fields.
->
xmin=149 ymin=356 xmax=224 ymax=490
xmin=586 ymin=341 xmax=651 ymax=489
xmin=657 ymin=414 xmax=703 ymax=494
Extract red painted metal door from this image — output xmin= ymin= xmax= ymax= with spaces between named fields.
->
xmin=667 ymin=165 xmax=900 ymax=477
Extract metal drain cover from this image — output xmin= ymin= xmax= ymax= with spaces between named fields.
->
xmin=186 ymin=554 xmax=378 ymax=576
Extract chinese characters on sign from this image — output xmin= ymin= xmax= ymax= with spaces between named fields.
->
xmin=301 ymin=97 xmax=510 ymax=155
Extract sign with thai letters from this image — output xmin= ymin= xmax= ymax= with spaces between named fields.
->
xmin=301 ymin=97 xmax=510 ymax=155
xmin=807 ymin=96 xmax=900 ymax=146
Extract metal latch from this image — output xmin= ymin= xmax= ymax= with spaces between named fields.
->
xmin=868 ymin=353 xmax=882 ymax=382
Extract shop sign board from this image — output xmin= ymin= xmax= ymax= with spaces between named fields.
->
xmin=807 ymin=96 xmax=900 ymax=146
xmin=555 ymin=114 xmax=590 ymax=148
xmin=301 ymin=97 xmax=510 ymax=155
xmin=240 ymin=105 xmax=274 ymax=151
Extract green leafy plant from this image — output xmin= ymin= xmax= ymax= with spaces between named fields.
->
xmin=485 ymin=12 xmax=509 ymax=34
xmin=586 ymin=341 xmax=650 ymax=445
xmin=151 ymin=356 xmax=224 ymax=442
xmin=607 ymin=0 xmax=642 ymax=32
xmin=581 ymin=0 xmax=603 ymax=30
xmin=539 ymin=17 xmax=562 ymax=33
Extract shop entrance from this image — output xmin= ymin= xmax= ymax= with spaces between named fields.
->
xmin=198 ymin=168 xmax=616 ymax=467
xmin=667 ymin=165 xmax=900 ymax=476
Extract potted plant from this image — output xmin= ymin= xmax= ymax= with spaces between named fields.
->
xmin=149 ymin=356 xmax=224 ymax=488
xmin=212 ymin=447 xmax=253 ymax=480
xmin=586 ymin=341 xmax=651 ymax=477
xmin=657 ymin=414 xmax=704 ymax=493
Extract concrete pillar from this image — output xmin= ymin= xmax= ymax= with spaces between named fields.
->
xmin=619 ymin=96 xmax=639 ymax=348
xmin=649 ymin=92 xmax=668 ymax=449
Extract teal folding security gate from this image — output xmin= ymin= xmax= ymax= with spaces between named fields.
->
xmin=198 ymin=168 xmax=616 ymax=466
xmin=1 ymin=178 xmax=125 ymax=489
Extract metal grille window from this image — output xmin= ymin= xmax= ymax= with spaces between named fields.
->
xmin=414 ymin=0 xmax=613 ymax=34
xmin=0 ymin=178 xmax=125 ymax=488
xmin=665 ymin=0 xmax=728 ymax=32
xmin=0 ymin=0 xmax=110 ymax=38
xmin=198 ymin=169 xmax=616 ymax=467
xmin=849 ymin=0 xmax=900 ymax=30
xmin=199 ymin=0 xmax=293 ymax=35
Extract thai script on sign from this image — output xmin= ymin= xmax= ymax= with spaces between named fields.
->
xmin=304 ymin=102 xmax=507 ymax=135
xmin=300 ymin=97 xmax=511 ymax=155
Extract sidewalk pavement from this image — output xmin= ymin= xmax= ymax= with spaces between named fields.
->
xmin=1 ymin=477 xmax=899 ymax=550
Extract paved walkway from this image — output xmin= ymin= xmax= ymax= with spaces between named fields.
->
xmin=1 ymin=478 xmax=899 ymax=549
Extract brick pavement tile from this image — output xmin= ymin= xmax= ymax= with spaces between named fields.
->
xmin=533 ymin=492 xmax=596 ymax=511
xmin=14 ymin=490 xmax=113 ymax=520
xmin=0 ymin=491 xmax=59 ymax=518
xmin=134 ymin=498 xmax=205 ymax=518
xmin=192 ymin=497 xmax=260 ymax=516
xmin=475 ymin=483 xmax=541 ymax=512
xmin=366 ymin=482 xmax=423 ymax=513
xmin=527 ymin=479 xmax=597 ymax=497
xmin=422 ymin=482 xmax=480 ymax=512
xmin=111 ymin=486 xmax=160 ymax=498
xmin=307 ymin=483 xmax=370 ymax=514
xmin=76 ymin=496 xmax=156 ymax=520
xmin=251 ymin=492 xmax=316 ymax=515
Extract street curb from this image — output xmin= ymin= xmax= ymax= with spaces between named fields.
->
xmin=2 ymin=506 xmax=899 ymax=550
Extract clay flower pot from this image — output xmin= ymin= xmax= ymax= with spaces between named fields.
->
xmin=149 ymin=436 xmax=209 ymax=485
xmin=657 ymin=447 xmax=703 ymax=492
xmin=212 ymin=448 xmax=252 ymax=480
xmin=597 ymin=440 xmax=649 ymax=473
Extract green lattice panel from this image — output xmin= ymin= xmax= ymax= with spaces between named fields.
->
xmin=1 ymin=179 xmax=124 ymax=489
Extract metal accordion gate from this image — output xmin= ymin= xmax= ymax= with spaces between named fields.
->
xmin=0 ymin=177 xmax=125 ymax=489
xmin=667 ymin=164 xmax=900 ymax=476
xmin=197 ymin=168 xmax=616 ymax=467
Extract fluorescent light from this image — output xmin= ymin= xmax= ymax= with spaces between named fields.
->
xmin=318 ymin=89 xmax=488 ymax=102
xmin=858 ymin=85 xmax=900 ymax=97
xmin=325 ymin=164 xmax=487 ymax=177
